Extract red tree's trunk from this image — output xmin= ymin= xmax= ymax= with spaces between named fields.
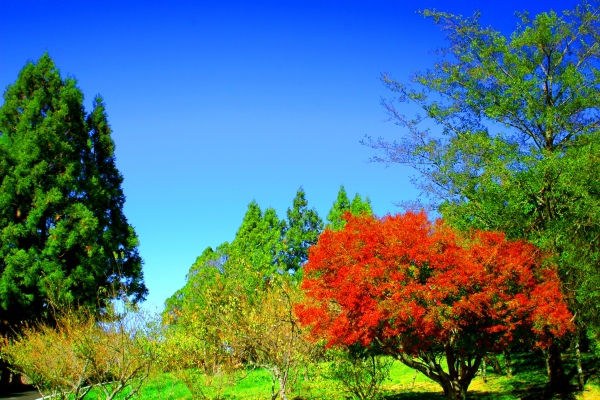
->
xmin=439 ymin=380 xmax=468 ymax=400
xmin=547 ymin=343 xmax=569 ymax=393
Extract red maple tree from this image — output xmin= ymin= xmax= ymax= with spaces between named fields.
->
xmin=295 ymin=212 xmax=573 ymax=400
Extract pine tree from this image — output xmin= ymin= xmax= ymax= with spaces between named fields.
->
xmin=0 ymin=54 xmax=145 ymax=328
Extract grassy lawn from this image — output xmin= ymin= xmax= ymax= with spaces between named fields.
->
xmin=83 ymin=352 xmax=599 ymax=399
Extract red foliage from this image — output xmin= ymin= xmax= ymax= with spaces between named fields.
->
xmin=295 ymin=211 xmax=573 ymax=355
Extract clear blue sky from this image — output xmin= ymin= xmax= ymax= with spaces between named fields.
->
xmin=1 ymin=0 xmax=580 ymax=312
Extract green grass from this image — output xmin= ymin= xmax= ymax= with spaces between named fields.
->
xmin=81 ymin=352 xmax=600 ymax=399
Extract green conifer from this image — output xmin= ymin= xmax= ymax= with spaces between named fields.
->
xmin=326 ymin=186 xmax=372 ymax=230
xmin=283 ymin=187 xmax=323 ymax=274
xmin=0 ymin=54 xmax=145 ymax=327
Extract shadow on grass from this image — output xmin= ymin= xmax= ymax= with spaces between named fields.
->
xmin=505 ymin=350 xmax=599 ymax=399
xmin=381 ymin=351 xmax=599 ymax=400
xmin=383 ymin=390 xmax=513 ymax=399
xmin=382 ymin=392 xmax=577 ymax=400
xmin=383 ymin=393 xmax=446 ymax=399
xmin=382 ymin=386 xmax=577 ymax=400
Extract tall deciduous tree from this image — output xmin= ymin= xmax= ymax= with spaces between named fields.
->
xmin=365 ymin=2 xmax=600 ymax=391
xmin=163 ymin=244 xmax=230 ymax=325
xmin=296 ymin=212 xmax=573 ymax=400
xmin=0 ymin=54 xmax=145 ymax=328
xmin=161 ymin=252 xmax=248 ymax=400
xmin=282 ymin=188 xmax=323 ymax=275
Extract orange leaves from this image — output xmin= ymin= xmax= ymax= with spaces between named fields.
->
xmin=296 ymin=211 xmax=573 ymax=356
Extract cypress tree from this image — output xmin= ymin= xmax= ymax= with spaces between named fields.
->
xmin=283 ymin=187 xmax=322 ymax=274
xmin=0 ymin=54 xmax=146 ymax=328
xmin=229 ymin=201 xmax=285 ymax=277
xmin=326 ymin=186 xmax=372 ymax=230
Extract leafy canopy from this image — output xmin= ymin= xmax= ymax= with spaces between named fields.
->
xmin=296 ymin=212 xmax=573 ymax=399
xmin=365 ymin=2 xmax=600 ymax=352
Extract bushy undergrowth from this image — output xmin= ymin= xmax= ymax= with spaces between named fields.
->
xmin=4 ymin=302 xmax=599 ymax=400
xmin=1 ymin=303 xmax=156 ymax=400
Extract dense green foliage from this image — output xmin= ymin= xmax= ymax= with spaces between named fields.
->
xmin=228 ymin=201 xmax=286 ymax=278
xmin=0 ymin=54 xmax=145 ymax=328
xmin=326 ymin=185 xmax=372 ymax=230
xmin=166 ymin=187 xmax=323 ymax=316
xmin=282 ymin=187 xmax=323 ymax=275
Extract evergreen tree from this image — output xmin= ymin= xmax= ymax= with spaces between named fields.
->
xmin=326 ymin=186 xmax=350 ymax=231
xmin=282 ymin=187 xmax=323 ymax=274
xmin=326 ymin=186 xmax=372 ymax=230
xmin=0 ymin=54 xmax=145 ymax=327
xmin=229 ymin=201 xmax=285 ymax=277
xmin=350 ymin=193 xmax=373 ymax=216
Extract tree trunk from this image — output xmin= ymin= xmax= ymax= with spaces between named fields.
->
xmin=575 ymin=336 xmax=585 ymax=390
xmin=503 ymin=350 xmax=513 ymax=378
xmin=481 ymin=357 xmax=487 ymax=383
xmin=392 ymin=350 xmax=478 ymax=400
xmin=270 ymin=373 xmax=277 ymax=400
xmin=412 ymin=369 xmax=418 ymax=389
xmin=277 ymin=371 xmax=288 ymax=400
xmin=439 ymin=380 xmax=468 ymax=400
xmin=9 ymin=373 xmax=23 ymax=388
xmin=485 ymin=355 xmax=502 ymax=374
xmin=546 ymin=343 xmax=569 ymax=393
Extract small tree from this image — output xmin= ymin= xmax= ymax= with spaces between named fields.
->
xmin=163 ymin=254 xmax=315 ymax=400
xmin=296 ymin=212 xmax=573 ymax=400
xmin=2 ymin=314 xmax=95 ymax=400
xmin=161 ymin=263 xmax=245 ymax=400
xmin=2 ymin=303 xmax=155 ymax=400
xmin=229 ymin=275 xmax=315 ymax=400
xmin=86 ymin=306 xmax=156 ymax=400
xmin=326 ymin=347 xmax=393 ymax=400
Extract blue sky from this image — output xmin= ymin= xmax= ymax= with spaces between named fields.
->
xmin=1 ymin=0 xmax=580 ymax=311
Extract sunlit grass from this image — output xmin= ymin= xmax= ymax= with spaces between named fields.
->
xmin=82 ymin=351 xmax=599 ymax=399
